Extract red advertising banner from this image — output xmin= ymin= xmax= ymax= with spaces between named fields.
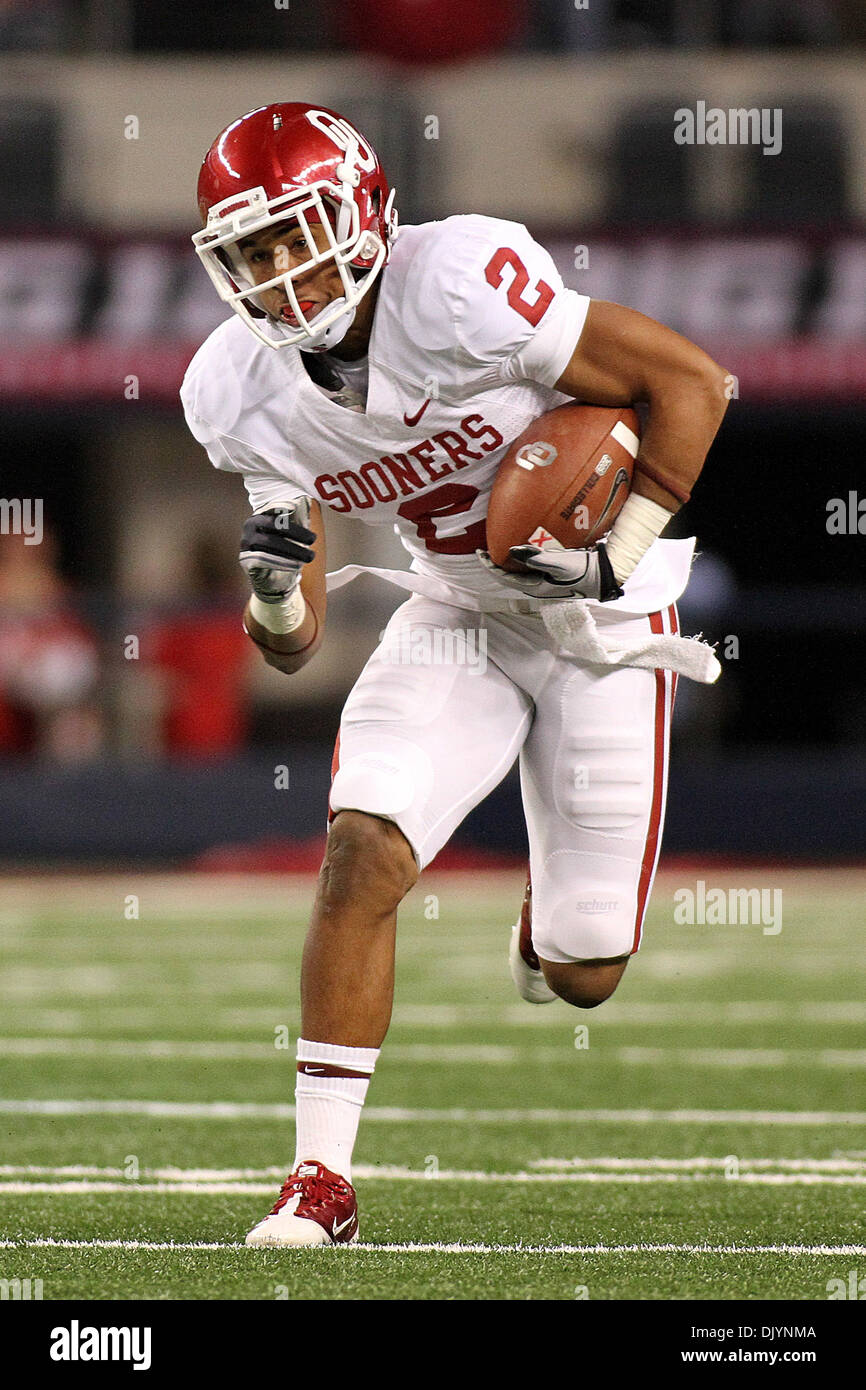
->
xmin=0 ymin=231 xmax=863 ymax=403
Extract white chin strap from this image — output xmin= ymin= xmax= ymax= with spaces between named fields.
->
xmin=296 ymin=298 xmax=356 ymax=353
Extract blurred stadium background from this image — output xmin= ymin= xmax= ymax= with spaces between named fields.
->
xmin=0 ymin=2 xmax=864 ymax=866
xmin=1 ymin=0 xmax=866 ymax=1305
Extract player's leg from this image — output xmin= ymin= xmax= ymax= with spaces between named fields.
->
xmin=300 ymin=809 xmax=418 ymax=1047
xmin=246 ymin=598 xmax=533 ymax=1246
xmin=243 ymin=811 xmax=416 ymax=1250
xmin=517 ymin=605 xmax=677 ymax=1007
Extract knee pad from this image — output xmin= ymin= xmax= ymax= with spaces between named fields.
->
xmin=330 ymin=738 xmax=433 ymax=819
xmin=530 ymin=852 xmax=637 ymax=963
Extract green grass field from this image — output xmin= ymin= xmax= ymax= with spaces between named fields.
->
xmin=1 ymin=866 xmax=864 ymax=1300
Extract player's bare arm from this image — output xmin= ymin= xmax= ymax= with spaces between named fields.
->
xmin=554 ymin=299 xmax=732 ymax=513
xmin=488 ymin=301 xmax=732 ymax=602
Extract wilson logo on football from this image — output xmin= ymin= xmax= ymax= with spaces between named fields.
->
xmin=515 ymin=441 xmax=558 ymax=471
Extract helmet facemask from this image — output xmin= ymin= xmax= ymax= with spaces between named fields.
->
xmin=193 ymin=181 xmax=391 ymax=353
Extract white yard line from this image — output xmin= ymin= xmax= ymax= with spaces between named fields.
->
xmin=6 ymin=1002 xmax=866 ymax=1032
xmin=250 ymin=1001 xmax=866 ymax=1027
xmin=1 ymin=1182 xmax=275 ymax=1194
xmin=0 ymin=954 xmax=855 ymax=992
xmin=0 ymin=1165 xmax=292 ymax=1179
xmin=2 ymin=1099 xmax=865 ymax=1125
xmin=4 ymin=1037 xmax=866 ymax=1067
xmin=0 ymin=1236 xmax=864 ymax=1256
xmin=615 ymin=1048 xmax=866 ymax=1068
xmin=3 ymin=1167 xmax=866 ymax=1191
xmin=529 ymin=1156 xmax=866 ymax=1172
xmin=3 ymin=1178 xmax=866 ymax=1192
xmin=5 ymin=1157 xmax=864 ymax=1179
xmin=0 ymin=1038 xmax=273 ymax=1060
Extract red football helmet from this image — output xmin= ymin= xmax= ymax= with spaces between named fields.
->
xmin=193 ymin=103 xmax=398 ymax=352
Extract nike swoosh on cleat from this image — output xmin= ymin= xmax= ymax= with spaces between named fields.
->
xmin=332 ymin=1214 xmax=355 ymax=1238
xmin=403 ymin=399 xmax=431 ymax=427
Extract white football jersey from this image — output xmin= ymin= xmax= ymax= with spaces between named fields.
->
xmin=181 ymin=214 xmax=694 ymax=615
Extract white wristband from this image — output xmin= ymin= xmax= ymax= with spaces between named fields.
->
xmin=249 ymin=588 xmax=307 ymax=635
xmin=604 ymin=494 xmax=674 ymax=584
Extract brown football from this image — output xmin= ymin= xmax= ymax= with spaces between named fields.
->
xmin=485 ymin=403 xmax=640 ymax=568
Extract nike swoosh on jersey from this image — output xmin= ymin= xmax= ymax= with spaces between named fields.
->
xmin=402 ymin=398 xmax=431 ymax=427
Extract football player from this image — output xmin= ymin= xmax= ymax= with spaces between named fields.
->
xmin=181 ymin=103 xmax=730 ymax=1246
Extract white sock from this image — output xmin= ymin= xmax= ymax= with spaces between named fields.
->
xmin=294 ymin=1038 xmax=379 ymax=1183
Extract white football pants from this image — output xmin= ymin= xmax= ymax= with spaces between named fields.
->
xmin=328 ymin=595 xmax=677 ymax=963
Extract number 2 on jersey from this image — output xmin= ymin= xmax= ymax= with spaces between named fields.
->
xmin=484 ymin=247 xmax=554 ymax=327
xmin=397 ymin=483 xmax=486 ymax=555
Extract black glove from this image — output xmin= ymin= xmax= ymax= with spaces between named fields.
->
xmin=239 ymin=505 xmax=316 ymax=603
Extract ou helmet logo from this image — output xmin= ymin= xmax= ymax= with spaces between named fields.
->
xmin=306 ymin=109 xmax=377 ymax=174
xmin=515 ymin=441 xmax=558 ymax=472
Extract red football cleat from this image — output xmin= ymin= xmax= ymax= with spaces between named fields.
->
xmin=245 ymin=1161 xmax=359 ymax=1247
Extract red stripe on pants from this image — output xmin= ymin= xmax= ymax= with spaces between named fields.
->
xmin=631 ymin=605 xmax=675 ymax=950
xmin=669 ymin=602 xmax=679 ymax=707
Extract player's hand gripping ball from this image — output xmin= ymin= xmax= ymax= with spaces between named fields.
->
xmin=239 ymin=505 xmax=316 ymax=603
xmin=478 ymin=540 xmax=623 ymax=602
xmin=479 ymin=403 xmax=640 ymax=602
